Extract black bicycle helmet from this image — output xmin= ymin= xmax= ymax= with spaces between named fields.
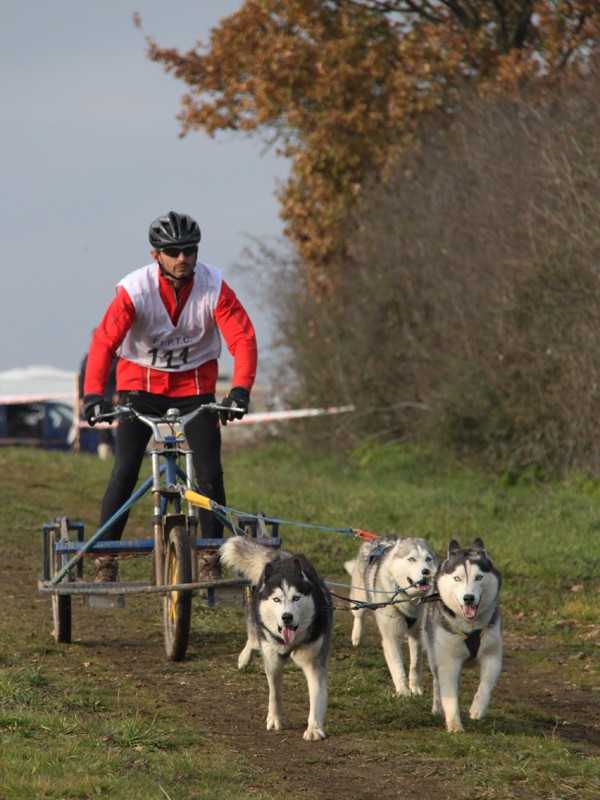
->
xmin=148 ymin=211 xmax=201 ymax=249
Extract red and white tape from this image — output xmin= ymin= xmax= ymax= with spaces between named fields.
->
xmin=75 ymin=404 xmax=355 ymax=429
xmin=235 ymin=404 xmax=355 ymax=425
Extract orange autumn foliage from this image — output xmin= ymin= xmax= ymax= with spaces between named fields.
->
xmin=142 ymin=1 xmax=600 ymax=292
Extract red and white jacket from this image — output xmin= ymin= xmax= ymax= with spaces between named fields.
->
xmin=84 ymin=263 xmax=257 ymax=397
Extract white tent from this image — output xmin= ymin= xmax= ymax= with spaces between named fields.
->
xmin=0 ymin=365 xmax=78 ymax=404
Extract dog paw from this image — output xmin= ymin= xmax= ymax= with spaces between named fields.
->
xmin=266 ymin=715 xmax=282 ymax=732
xmin=469 ymin=704 xmax=486 ymax=721
xmin=446 ymin=719 xmax=464 ymax=733
xmin=350 ymin=622 xmax=362 ymax=647
xmin=237 ymin=643 xmax=253 ymax=670
xmin=409 ymin=685 xmax=424 ymax=696
xmin=303 ymin=725 xmax=326 ymax=741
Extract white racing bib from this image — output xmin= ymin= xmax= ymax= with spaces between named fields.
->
xmin=117 ymin=263 xmax=222 ymax=371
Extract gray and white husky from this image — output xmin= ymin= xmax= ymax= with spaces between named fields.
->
xmin=344 ymin=536 xmax=437 ymax=696
xmin=422 ymin=538 xmax=503 ymax=732
xmin=220 ymin=536 xmax=333 ymax=741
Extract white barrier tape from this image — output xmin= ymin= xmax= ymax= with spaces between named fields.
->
xmin=75 ymin=405 xmax=355 ymax=429
xmin=235 ymin=404 xmax=355 ymax=425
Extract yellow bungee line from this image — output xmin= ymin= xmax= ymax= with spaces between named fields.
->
xmin=184 ymin=489 xmax=214 ymax=510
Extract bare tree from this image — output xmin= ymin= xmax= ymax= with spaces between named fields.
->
xmin=273 ymin=67 xmax=600 ymax=474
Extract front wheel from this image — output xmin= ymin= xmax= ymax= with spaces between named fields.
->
xmin=163 ymin=526 xmax=193 ymax=661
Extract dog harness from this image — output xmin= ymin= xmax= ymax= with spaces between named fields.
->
xmin=367 ymin=541 xmax=395 ymax=564
xmin=440 ymin=605 xmax=499 ymax=659
xmin=456 ymin=624 xmax=489 ymax=659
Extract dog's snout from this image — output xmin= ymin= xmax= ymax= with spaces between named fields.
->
xmin=463 ymin=594 xmax=475 ymax=604
xmin=281 ymin=612 xmax=294 ymax=625
xmin=422 ymin=568 xmax=432 ymax=577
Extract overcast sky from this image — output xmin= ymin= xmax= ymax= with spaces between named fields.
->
xmin=2 ymin=1 xmax=288 ymax=383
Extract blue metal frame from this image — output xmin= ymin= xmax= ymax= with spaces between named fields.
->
xmin=49 ymin=471 xmax=159 ymax=585
xmin=44 ymin=426 xmax=282 ymax=593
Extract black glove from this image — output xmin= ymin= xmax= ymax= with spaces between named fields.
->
xmin=83 ymin=394 xmax=111 ymax=426
xmin=219 ymin=386 xmax=250 ymax=425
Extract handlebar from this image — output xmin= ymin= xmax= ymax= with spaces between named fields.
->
xmin=92 ymin=402 xmax=232 ymax=443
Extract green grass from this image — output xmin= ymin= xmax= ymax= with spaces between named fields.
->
xmin=0 ymin=442 xmax=598 ymax=799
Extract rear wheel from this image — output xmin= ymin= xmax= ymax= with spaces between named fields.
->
xmin=163 ymin=526 xmax=193 ymax=661
xmin=52 ymin=593 xmax=72 ymax=644
xmin=50 ymin=529 xmax=72 ymax=644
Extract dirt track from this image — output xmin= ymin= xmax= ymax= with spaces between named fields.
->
xmin=18 ymin=554 xmax=599 ymax=800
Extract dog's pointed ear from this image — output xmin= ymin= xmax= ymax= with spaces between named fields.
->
xmin=473 ymin=538 xmax=486 ymax=554
xmin=292 ymin=557 xmax=304 ymax=574
xmin=448 ymin=539 xmax=461 ymax=556
xmin=263 ymin=562 xmax=274 ymax=580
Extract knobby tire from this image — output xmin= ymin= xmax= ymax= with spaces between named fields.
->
xmin=51 ymin=530 xmax=72 ymax=644
xmin=163 ymin=525 xmax=193 ymax=661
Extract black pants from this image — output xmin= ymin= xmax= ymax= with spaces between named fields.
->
xmin=99 ymin=392 xmax=225 ymax=541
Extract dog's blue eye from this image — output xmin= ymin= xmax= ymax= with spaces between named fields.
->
xmin=292 ymin=595 xmax=301 ymax=602
xmin=454 ymin=576 xmax=461 ymax=582
xmin=408 ymin=557 xmax=416 ymax=562
xmin=273 ymin=597 xmax=281 ymax=603
xmin=475 ymin=575 xmax=483 ymax=581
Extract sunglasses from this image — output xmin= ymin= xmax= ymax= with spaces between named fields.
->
xmin=161 ymin=245 xmax=198 ymax=257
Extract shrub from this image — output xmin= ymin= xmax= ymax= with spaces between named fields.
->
xmin=269 ymin=66 xmax=600 ymax=473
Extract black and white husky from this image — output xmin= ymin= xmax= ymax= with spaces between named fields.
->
xmin=220 ymin=536 xmax=333 ymax=741
xmin=422 ymin=538 xmax=503 ymax=732
xmin=344 ymin=536 xmax=437 ymax=696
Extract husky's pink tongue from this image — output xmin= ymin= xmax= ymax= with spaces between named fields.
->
xmin=281 ymin=625 xmax=296 ymax=645
xmin=462 ymin=604 xmax=477 ymax=619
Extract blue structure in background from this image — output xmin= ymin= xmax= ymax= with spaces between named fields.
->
xmin=0 ymin=400 xmax=97 ymax=452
